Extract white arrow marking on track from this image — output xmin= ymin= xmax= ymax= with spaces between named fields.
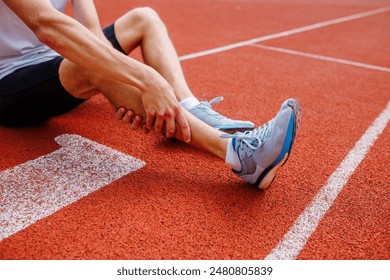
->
xmin=0 ymin=134 xmax=145 ymax=241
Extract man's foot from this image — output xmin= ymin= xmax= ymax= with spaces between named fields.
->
xmin=221 ymin=98 xmax=301 ymax=189
xmin=187 ymin=96 xmax=255 ymax=132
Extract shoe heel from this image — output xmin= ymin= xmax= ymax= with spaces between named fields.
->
xmin=258 ymin=153 xmax=289 ymax=190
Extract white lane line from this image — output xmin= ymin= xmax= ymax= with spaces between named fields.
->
xmin=0 ymin=134 xmax=145 ymax=241
xmin=250 ymin=44 xmax=390 ymax=73
xmin=265 ymin=101 xmax=390 ymax=260
xmin=179 ymin=6 xmax=390 ymax=61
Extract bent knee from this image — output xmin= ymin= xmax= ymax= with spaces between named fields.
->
xmin=126 ymin=7 xmax=166 ymax=31
xmin=131 ymin=7 xmax=161 ymax=21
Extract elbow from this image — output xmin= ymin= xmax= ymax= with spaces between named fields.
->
xmin=31 ymin=13 xmax=63 ymax=50
xmin=35 ymin=26 xmax=60 ymax=50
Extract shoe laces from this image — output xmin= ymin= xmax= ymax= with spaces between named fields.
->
xmin=198 ymin=96 xmax=228 ymax=119
xmin=221 ymin=119 xmax=274 ymax=150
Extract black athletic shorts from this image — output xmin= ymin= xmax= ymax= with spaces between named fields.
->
xmin=0 ymin=23 xmax=125 ymax=127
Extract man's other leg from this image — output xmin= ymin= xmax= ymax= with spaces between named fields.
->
xmin=113 ymin=8 xmax=255 ymax=131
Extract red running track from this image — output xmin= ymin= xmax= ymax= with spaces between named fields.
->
xmin=0 ymin=0 xmax=389 ymax=260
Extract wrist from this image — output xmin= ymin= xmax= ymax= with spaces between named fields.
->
xmin=138 ymin=67 xmax=161 ymax=92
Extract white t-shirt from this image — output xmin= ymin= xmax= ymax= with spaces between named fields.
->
xmin=0 ymin=0 xmax=68 ymax=79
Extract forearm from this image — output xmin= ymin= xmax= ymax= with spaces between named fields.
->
xmin=42 ymin=15 xmax=152 ymax=90
xmin=47 ymin=15 xmax=154 ymax=90
xmin=3 ymin=0 xmax=157 ymax=91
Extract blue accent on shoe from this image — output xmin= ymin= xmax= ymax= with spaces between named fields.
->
xmin=253 ymin=111 xmax=295 ymax=187
xmin=273 ymin=111 xmax=295 ymax=165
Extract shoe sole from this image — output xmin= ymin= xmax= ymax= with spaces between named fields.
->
xmin=256 ymin=99 xmax=301 ymax=190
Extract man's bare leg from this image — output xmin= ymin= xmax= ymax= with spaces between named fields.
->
xmin=112 ymin=7 xmax=255 ymax=133
xmin=58 ymin=59 xmax=228 ymax=160
xmin=114 ymin=7 xmax=194 ymax=101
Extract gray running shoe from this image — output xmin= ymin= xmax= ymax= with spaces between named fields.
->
xmin=187 ymin=96 xmax=255 ymax=131
xmin=221 ymin=98 xmax=301 ymax=189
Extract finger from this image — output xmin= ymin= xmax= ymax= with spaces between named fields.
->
xmin=115 ymin=107 xmax=126 ymax=120
xmin=123 ymin=111 xmax=134 ymax=123
xmin=164 ymin=115 xmax=176 ymax=138
xmin=175 ymin=109 xmax=191 ymax=143
xmin=154 ymin=114 xmax=164 ymax=134
xmin=131 ymin=115 xmax=143 ymax=130
xmin=146 ymin=111 xmax=156 ymax=130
